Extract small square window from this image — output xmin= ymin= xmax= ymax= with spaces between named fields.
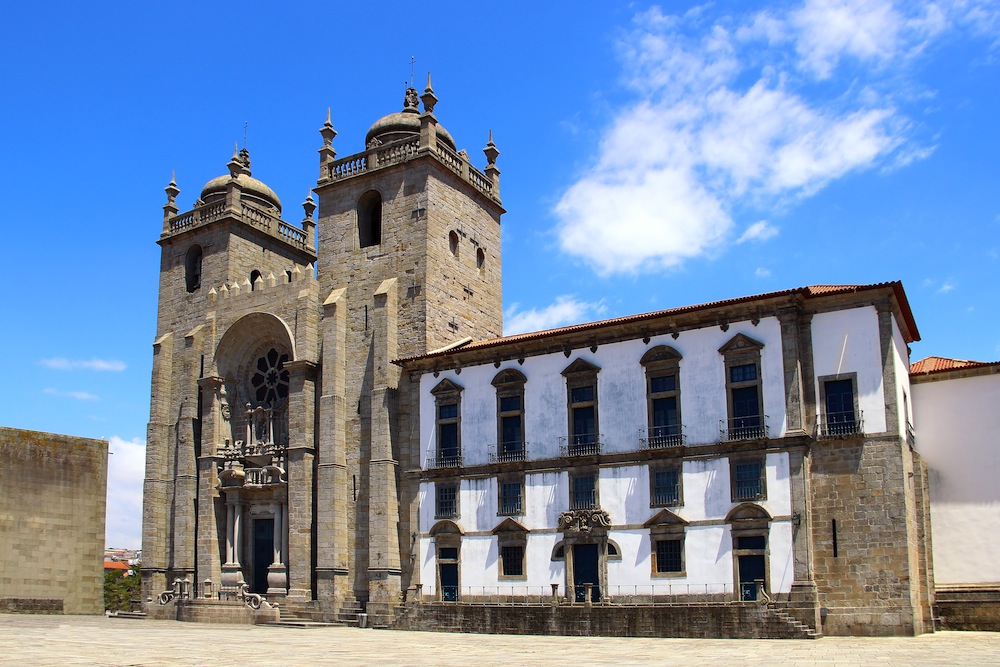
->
xmin=732 ymin=459 xmax=765 ymax=501
xmin=435 ymin=483 xmax=459 ymax=518
xmin=650 ymin=375 xmax=677 ymax=393
xmin=730 ymin=364 xmax=757 ymax=383
xmin=651 ymin=467 xmax=681 ymax=506
xmin=654 ymin=539 xmax=683 ymax=573
xmin=499 ymin=480 xmax=523 ymax=516
xmin=571 ymin=386 xmax=594 ymax=403
xmin=500 ymin=545 xmax=524 ymax=577
xmin=499 ymin=395 xmax=521 ymax=412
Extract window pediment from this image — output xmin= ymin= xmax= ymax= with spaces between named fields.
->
xmin=718 ymin=333 xmax=764 ymax=355
xmin=491 ymin=517 xmax=529 ymax=535
xmin=640 ymin=345 xmax=682 ymax=366
xmin=725 ymin=502 xmax=772 ymax=523
xmin=561 ymin=358 xmax=600 ymax=377
xmin=492 ymin=368 xmax=527 ymax=387
xmin=644 ymin=508 xmax=688 ymax=529
xmin=431 ymin=378 xmax=464 ymax=396
xmin=429 ymin=519 xmax=464 ymax=536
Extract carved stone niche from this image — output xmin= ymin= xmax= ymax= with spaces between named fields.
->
xmin=559 ymin=509 xmax=612 ymax=533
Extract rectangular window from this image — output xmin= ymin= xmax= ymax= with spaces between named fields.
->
xmin=654 ymin=539 xmax=683 ymax=573
xmin=435 ymin=483 xmax=459 ymax=518
xmin=823 ymin=378 xmax=860 ymax=436
xmin=732 ymin=460 xmax=765 ymax=501
xmin=498 ymin=480 xmax=523 ymax=516
xmin=652 ymin=467 xmax=681 ymax=506
xmin=500 ymin=545 xmax=524 ymax=577
xmin=570 ymin=385 xmax=597 ymax=452
xmin=570 ymin=474 xmax=597 ymax=510
xmin=499 ymin=395 xmax=524 ymax=460
xmin=435 ymin=402 xmax=462 ymax=467
xmin=720 ymin=337 xmax=766 ymax=442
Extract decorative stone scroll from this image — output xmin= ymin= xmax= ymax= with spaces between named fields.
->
xmin=558 ymin=509 xmax=612 ymax=533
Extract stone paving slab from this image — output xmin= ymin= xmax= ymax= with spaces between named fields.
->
xmin=2 ymin=614 xmax=1000 ymax=666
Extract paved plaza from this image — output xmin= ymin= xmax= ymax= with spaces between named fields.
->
xmin=2 ymin=614 xmax=999 ymax=666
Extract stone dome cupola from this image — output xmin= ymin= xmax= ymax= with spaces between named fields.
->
xmin=200 ymin=147 xmax=282 ymax=214
xmin=364 ymin=85 xmax=456 ymax=151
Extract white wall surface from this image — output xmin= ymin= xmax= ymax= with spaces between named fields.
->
xmin=810 ymin=307 xmax=886 ymax=433
xmin=913 ymin=372 xmax=1000 ymax=584
xmin=419 ymin=318 xmax=789 ymax=465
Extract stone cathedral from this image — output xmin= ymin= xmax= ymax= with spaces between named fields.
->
xmin=143 ymin=80 xmax=504 ymax=624
xmin=144 ymin=80 xmax=935 ymax=637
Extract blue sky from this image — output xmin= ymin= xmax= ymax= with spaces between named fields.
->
xmin=1 ymin=1 xmax=997 ymax=548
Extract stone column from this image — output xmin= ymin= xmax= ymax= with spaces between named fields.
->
xmin=876 ymin=298 xmax=900 ymax=434
xmin=196 ymin=373 xmax=224 ymax=597
xmin=317 ymin=288 xmax=349 ymax=611
xmin=284 ymin=359 xmax=318 ymax=600
xmin=777 ymin=306 xmax=808 ymax=436
xmin=221 ymin=496 xmax=244 ymax=590
xmin=368 ymin=279 xmax=402 ymax=624
xmin=267 ymin=501 xmax=288 ymax=596
xmin=142 ymin=332 xmax=174 ymax=605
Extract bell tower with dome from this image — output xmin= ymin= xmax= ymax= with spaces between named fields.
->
xmin=142 ymin=77 xmax=504 ymax=625
xmin=312 ymin=77 xmax=504 ymax=621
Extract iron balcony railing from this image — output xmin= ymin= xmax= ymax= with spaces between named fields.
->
xmin=488 ymin=441 xmax=528 ymax=464
xmin=819 ymin=410 xmax=864 ymax=438
xmin=639 ymin=425 xmax=686 ymax=450
xmin=428 ymin=451 xmax=463 ymax=469
xmin=720 ymin=415 xmax=769 ymax=442
xmin=559 ymin=433 xmax=603 ymax=457
xmin=498 ymin=497 xmax=523 ymax=516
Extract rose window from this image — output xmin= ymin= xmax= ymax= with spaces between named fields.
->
xmin=251 ymin=348 xmax=289 ymax=404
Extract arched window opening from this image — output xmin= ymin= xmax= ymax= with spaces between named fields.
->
xmin=357 ymin=190 xmax=382 ymax=248
xmin=250 ymin=270 xmax=262 ymax=291
xmin=185 ymin=245 xmax=203 ymax=293
xmin=449 ymin=231 xmax=459 ymax=257
xmin=476 ymin=247 xmax=485 ymax=271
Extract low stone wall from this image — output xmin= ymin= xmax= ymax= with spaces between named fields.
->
xmin=936 ymin=586 xmax=1000 ymax=631
xmin=390 ymin=603 xmax=814 ymax=639
xmin=0 ymin=598 xmax=64 ymax=614
xmin=146 ymin=599 xmax=279 ymax=624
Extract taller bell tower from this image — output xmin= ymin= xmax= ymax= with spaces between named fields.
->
xmin=312 ymin=78 xmax=504 ymax=621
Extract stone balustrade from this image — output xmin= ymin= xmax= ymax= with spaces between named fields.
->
xmin=326 ymin=135 xmax=499 ymax=203
xmin=164 ymin=200 xmax=312 ymax=252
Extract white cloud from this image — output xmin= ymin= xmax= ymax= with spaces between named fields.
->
xmin=755 ymin=267 xmax=773 ymax=278
xmin=43 ymin=387 xmax=99 ymax=401
xmin=106 ymin=436 xmax=145 ymax=549
xmin=504 ymin=296 xmax=606 ymax=336
xmin=738 ymin=221 xmax=779 ymax=244
xmin=553 ymin=1 xmax=972 ymax=275
xmin=41 ymin=358 xmax=127 ymax=372
xmin=937 ymin=280 xmax=956 ymax=294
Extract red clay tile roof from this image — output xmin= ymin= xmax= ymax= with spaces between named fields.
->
xmin=910 ymin=356 xmax=1000 ymax=375
xmin=104 ymin=560 xmax=130 ymax=570
xmin=397 ymin=282 xmax=919 ymax=365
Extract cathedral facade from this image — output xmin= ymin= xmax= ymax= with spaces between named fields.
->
xmin=142 ymin=82 xmax=934 ymax=636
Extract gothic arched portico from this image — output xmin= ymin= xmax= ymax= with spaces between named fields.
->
xmin=208 ymin=312 xmax=297 ymax=599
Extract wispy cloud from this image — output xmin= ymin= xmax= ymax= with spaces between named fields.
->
xmin=504 ymin=296 xmax=606 ymax=336
xmin=738 ymin=221 xmax=779 ymax=244
xmin=43 ymin=387 xmax=99 ymax=401
xmin=755 ymin=267 xmax=772 ymax=278
xmin=106 ymin=436 xmax=145 ymax=549
xmin=937 ymin=280 xmax=956 ymax=294
xmin=553 ymin=1 xmax=984 ymax=275
xmin=40 ymin=358 xmax=126 ymax=372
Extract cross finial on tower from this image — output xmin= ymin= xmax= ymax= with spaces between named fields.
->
xmin=409 ymin=56 xmax=415 ymax=88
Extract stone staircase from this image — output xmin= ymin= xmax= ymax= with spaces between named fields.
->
xmin=264 ymin=598 xmax=366 ymax=628
xmin=767 ymin=607 xmax=822 ymax=639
